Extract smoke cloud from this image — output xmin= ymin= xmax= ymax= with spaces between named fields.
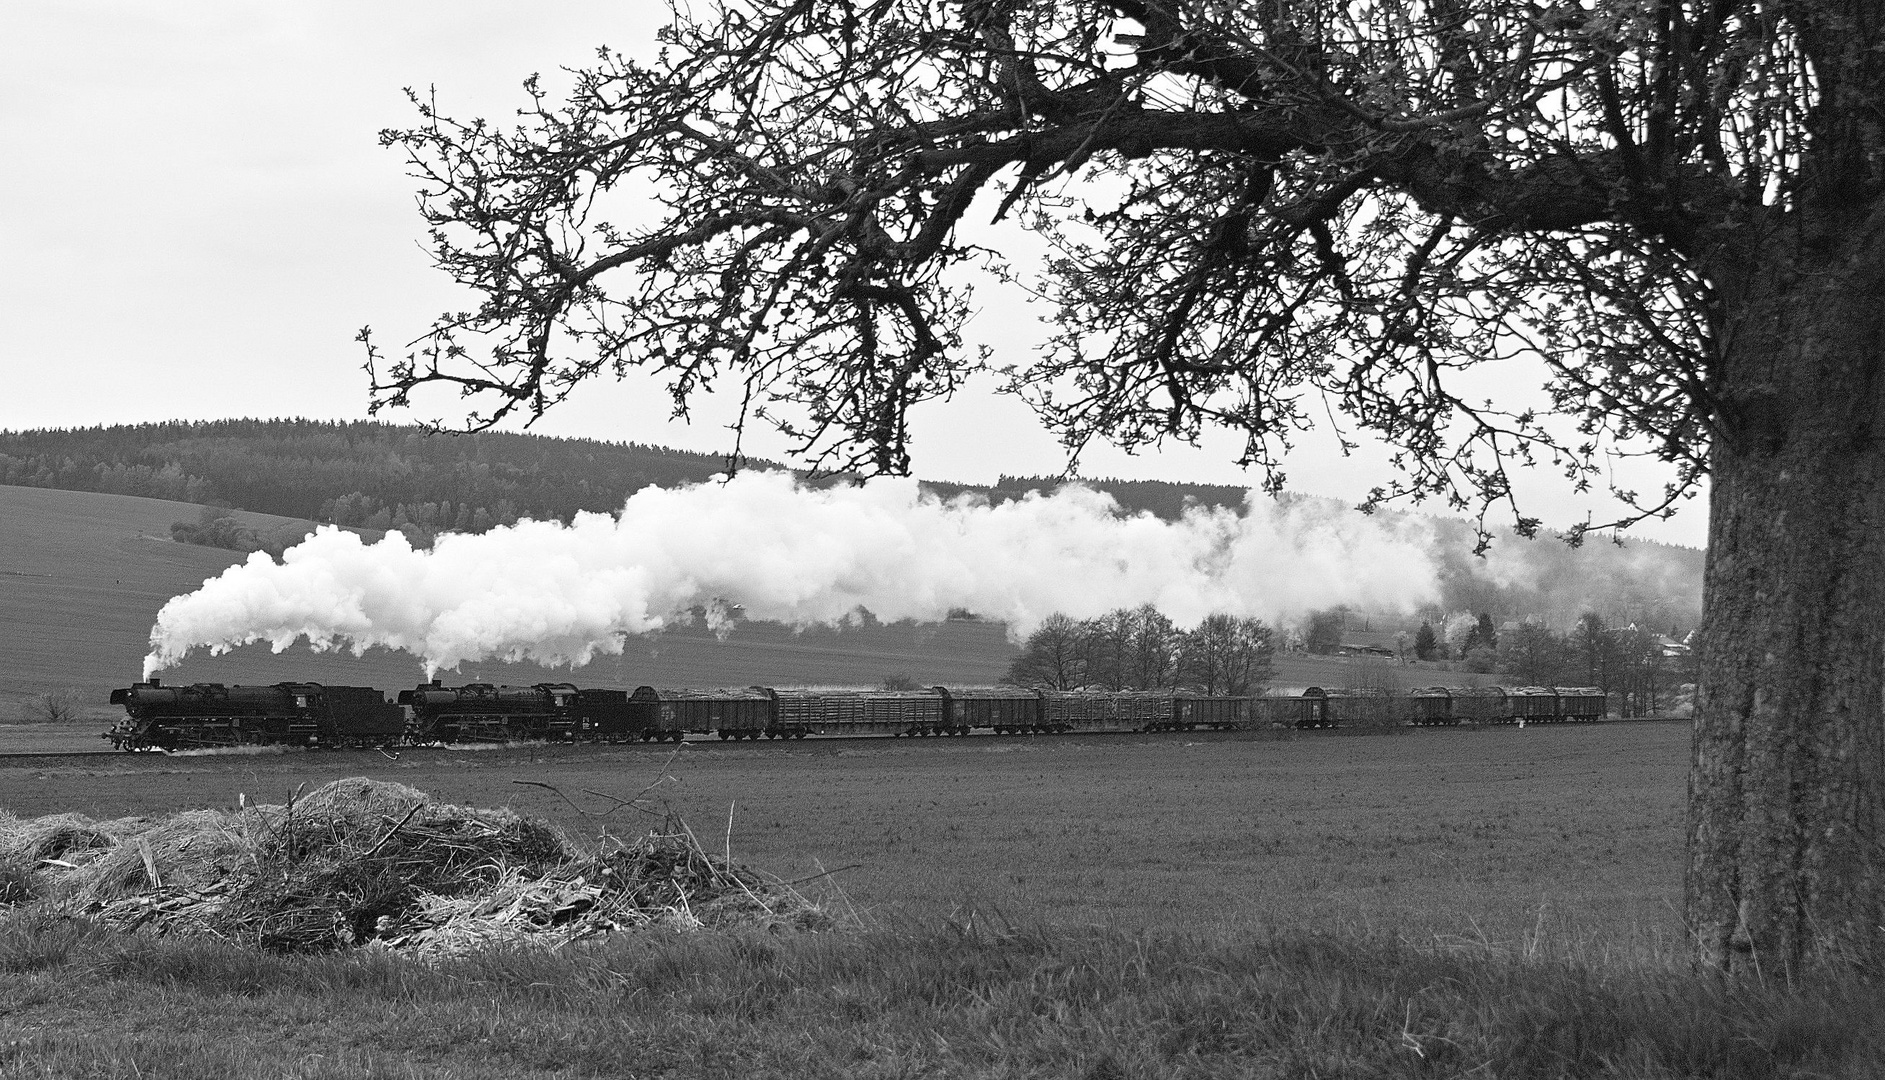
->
xmin=144 ymin=473 xmax=1441 ymax=677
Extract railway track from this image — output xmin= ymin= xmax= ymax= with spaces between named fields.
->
xmin=0 ymin=726 xmax=1279 ymax=767
xmin=4 ymin=714 xmax=1682 ymax=769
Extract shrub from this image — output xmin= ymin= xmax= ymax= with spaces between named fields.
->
xmin=29 ymin=687 xmax=85 ymax=723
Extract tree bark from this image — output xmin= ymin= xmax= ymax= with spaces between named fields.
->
xmin=1688 ymin=215 xmax=1885 ymax=972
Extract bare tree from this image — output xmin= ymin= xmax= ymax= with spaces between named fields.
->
xmin=1078 ymin=609 xmax=1134 ymax=689
xmin=1004 ymin=613 xmax=1089 ymax=689
xmin=1122 ymin=603 xmax=1179 ymax=689
xmin=1497 ymin=622 xmax=1569 ymax=687
xmin=370 ymin=0 xmax=1885 ymax=972
xmin=1572 ymin=613 xmax=1615 ymax=697
xmin=1179 ymin=614 xmax=1275 ymax=696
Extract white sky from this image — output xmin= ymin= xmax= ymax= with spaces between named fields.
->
xmin=0 ymin=1 xmax=1709 ymax=547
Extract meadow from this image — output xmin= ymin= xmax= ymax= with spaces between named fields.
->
xmin=4 ymin=721 xmax=1880 ymax=1078
xmin=1 ymin=723 xmax=1687 ymax=944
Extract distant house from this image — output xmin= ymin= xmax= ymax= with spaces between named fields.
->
xmin=1618 ymin=622 xmax=1693 ymax=658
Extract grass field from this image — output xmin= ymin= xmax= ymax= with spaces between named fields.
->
xmin=6 ymin=720 xmax=1881 ymax=1078
xmin=1 ymin=722 xmax=1687 ymax=946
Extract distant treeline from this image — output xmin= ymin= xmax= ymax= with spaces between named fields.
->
xmin=1455 ymin=613 xmax=1696 ymax=718
xmin=969 ymin=475 xmax=1257 ymax=519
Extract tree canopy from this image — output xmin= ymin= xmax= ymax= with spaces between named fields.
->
xmin=369 ymin=0 xmax=1885 ymax=972
xmin=368 ymin=0 xmax=1869 ymax=536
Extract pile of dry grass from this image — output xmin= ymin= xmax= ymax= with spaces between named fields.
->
xmin=0 ymin=778 xmax=833 ymax=955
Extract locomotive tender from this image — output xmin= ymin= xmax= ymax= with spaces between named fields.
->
xmin=104 ymin=679 xmax=1609 ymax=750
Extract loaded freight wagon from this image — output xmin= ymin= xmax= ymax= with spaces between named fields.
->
xmin=1172 ymin=693 xmax=1249 ymax=730
xmin=1040 ymin=690 xmax=1174 ymax=732
xmin=629 ymin=686 xmax=772 ymax=741
xmin=937 ymin=686 xmax=1041 ymax=733
xmin=761 ymin=687 xmax=950 ymax=737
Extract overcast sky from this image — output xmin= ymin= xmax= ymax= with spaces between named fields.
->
xmin=0 ymin=2 xmax=1709 ymax=547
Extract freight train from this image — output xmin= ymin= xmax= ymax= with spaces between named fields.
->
xmin=104 ymin=679 xmax=1608 ymax=751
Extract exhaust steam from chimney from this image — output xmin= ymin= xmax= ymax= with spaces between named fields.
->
xmin=142 ymin=473 xmax=1440 ymax=678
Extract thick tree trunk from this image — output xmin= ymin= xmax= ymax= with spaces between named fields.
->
xmin=1688 ymin=220 xmax=1885 ymax=972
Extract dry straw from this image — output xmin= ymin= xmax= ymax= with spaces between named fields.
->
xmin=0 ymin=777 xmax=833 ymax=955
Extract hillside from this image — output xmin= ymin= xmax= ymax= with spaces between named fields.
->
xmin=0 ymin=486 xmax=1017 ymax=724
xmin=0 ymin=419 xmax=759 ymax=546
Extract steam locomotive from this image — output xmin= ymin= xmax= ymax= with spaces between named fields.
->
xmin=105 ymin=680 xmax=406 ymax=751
xmin=104 ymin=679 xmax=1608 ymax=751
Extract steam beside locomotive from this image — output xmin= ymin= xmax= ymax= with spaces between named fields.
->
xmin=104 ymin=679 xmax=1609 ymax=752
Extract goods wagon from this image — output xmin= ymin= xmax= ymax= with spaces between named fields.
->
xmin=1249 ymin=692 xmax=1329 ymax=728
xmin=1170 ymin=693 xmax=1249 ymax=730
xmin=1444 ymin=686 xmax=1508 ymax=725
xmin=761 ymin=688 xmax=948 ymax=737
xmin=1040 ymin=690 xmax=1175 ymax=732
xmin=1408 ymin=687 xmax=1456 ymax=725
xmin=1505 ymin=686 xmax=1561 ymax=722
xmin=629 ymin=686 xmax=772 ymax=741
xmin=937 ymin=686 xmax=1040 ymax=733
xmin=1554 ymin=687 xmax=1608 ymax=721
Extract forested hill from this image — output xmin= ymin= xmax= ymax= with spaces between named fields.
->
xmin=0 ymin=420 xmax=761 ymax=540
xmin=0 ymin=421 xmax=1274 ymax=534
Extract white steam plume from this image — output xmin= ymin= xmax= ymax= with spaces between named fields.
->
xmin=144 ymin=473 xmax=1440 ymax=677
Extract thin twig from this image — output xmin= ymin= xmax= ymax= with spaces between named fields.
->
xmin=772 ymin=864 xmax=863 ymax=888
xmin=363 ymin=803 xmax=425 ymax=858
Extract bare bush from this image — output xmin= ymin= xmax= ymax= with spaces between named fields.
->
xmin=29 ymin=688 xmax=85 ymax=724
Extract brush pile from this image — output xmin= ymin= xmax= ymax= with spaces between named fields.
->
xmin=0 ymin=778 xmax=832 ymax=955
